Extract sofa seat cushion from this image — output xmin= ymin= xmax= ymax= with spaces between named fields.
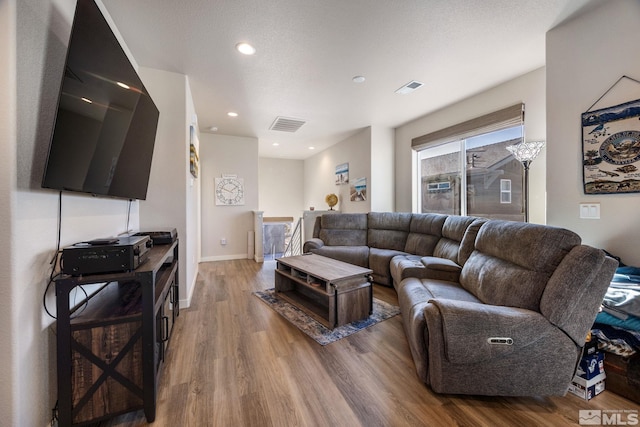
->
xmin=390 ymin=255 xmax=425 ymax=289
xmin=308 ymin=245 xmax=369 ymax=268
xmin=390 ymin=255 xmax=462 ymax=288
xmin=397 ymin=277 xmax=481 ymax=318
xmin=369 ymin=247 xmax=407 ymax=286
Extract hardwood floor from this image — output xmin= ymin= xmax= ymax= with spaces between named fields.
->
xmin=101 ymin=259 xmax=640 ymax=427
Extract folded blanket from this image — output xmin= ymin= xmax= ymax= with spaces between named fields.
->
xmin=592 ymin=324 xmax=640 ymax=357
xmin=596 ymin=310 xmax=640 ymax=332
xmin=602 ymin=267 xmax=640 ymax=318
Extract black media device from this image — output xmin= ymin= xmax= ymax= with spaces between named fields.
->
xmin=134 ymin=228 xmax=178 ymax=245
xmin=41 ymin=0 xmax=160 ymax=200
xmin=62 ymin=235 xmax=152 ymax=276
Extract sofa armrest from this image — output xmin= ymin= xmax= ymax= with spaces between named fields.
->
xmin=420 ymin=256 xmax=461 ymax=282
xmin=303 ymin=238 xmax=325 ymax=252
xmin=424 ymin=298 xmax=573 ymax=365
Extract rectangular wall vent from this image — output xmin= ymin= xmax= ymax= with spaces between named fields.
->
xmin=269 ymin=116 xmax=306 ymax=132
xmin=395 ymin=80 xmax=424 ymax=94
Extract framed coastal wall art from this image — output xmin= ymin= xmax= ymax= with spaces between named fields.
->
xmin=582 ymin=98 xmax=640 ymax=194
xmin=335 ymin=163 xmax=349 ymax=185
xmin=350 ymin=177 xmax=367 ymax=201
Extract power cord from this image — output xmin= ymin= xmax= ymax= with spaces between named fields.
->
xmin=50 ymin=400 xmax=58 ymax=426
xmin=126 ymin=198 xmax=132 ymax=234
xmin=43 ymin=192 xmax=63 ymax=319
xmin=42 ymin=192 xmax=88 ymax=319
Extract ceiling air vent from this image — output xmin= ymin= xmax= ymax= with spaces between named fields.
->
xmin=395 ymin=80 xmax=423 ymax=95
xmin=269 ymin=116 xmax=306 ymax=133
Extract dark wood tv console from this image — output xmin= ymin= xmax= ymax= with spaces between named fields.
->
xmin=54 ymin=240 xmax=179 ymax=426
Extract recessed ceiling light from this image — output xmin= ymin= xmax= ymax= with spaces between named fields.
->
xmin=116 ymin=81 xmax=130 ymax=89
xmin=227 ymin=112 xmax=238 ymax=117
xmin=352 ymin=75 xmax=366 ymax=83
xmin=81 ymin=97 xmax=92 ymax=103
xmin=272 ymin=143 xmax=279 ymax=146
xmin=309 ymin=146 xmax=315 ymax=150
xmin=236 ymin=42 xmax=256 ymax=55
xmin=209 ymin=126 xmax=218 ymax=132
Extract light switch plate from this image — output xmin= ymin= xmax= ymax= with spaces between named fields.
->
xmin=579 ymin=203 xmax=600 ymax=219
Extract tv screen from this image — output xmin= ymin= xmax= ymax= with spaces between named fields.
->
xmin=42 ymin=0 xmax=159 ymax=200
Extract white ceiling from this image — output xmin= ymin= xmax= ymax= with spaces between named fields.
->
xmin=101 ymin=0 xmax=600 ymax=160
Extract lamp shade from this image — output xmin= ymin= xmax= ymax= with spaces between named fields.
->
xmin=506 ymin=141 xmax=545 ymax=163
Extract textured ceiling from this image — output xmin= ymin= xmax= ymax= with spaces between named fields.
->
xmin=101 ymin=0 xmax=600 ymax=159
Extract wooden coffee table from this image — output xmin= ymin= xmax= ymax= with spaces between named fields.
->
xmin=274 ymin=254 xmax=373 ymax=329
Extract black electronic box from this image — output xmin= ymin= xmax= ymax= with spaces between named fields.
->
xmin=62 ymin=235 xmax=152 ymax=276
xmin=134 ymin=228 xmax=177 ymax=245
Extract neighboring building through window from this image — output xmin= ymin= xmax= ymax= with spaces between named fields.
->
xmin=416 ymin=125 xmax=525 ymax=221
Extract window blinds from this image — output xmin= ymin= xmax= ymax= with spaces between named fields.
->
xmin=411 ymin=103 xmax=525 ymax=151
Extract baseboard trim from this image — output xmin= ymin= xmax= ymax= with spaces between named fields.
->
xmin=200 ymin=254 xmax=253 ymax=262
xmin=179 ymin=271 xmax=198 ymax=309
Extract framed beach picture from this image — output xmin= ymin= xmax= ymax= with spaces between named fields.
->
xmin=335 ymin=163 xmax=349 ymax=185
xmin=350 ymin=177 xmax=367 ymax=201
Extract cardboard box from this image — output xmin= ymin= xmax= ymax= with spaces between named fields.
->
xmin=576 ymin=351 xmax=605 ymax=379
xmin=568 ymin=372 xmax=606 ymax=400
xmin=583 ymin=338 xmax=598 ymax=356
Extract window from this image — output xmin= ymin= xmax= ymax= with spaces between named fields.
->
xmin=413 ymin=104 xmax=526 ymax=221
xmin=427 ymin=181 xmax=451 ymax=192
xmin=500 ymin=179 xmax=512 ymax=204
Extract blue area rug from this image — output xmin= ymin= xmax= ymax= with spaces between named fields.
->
xmin=253 ymin=288 xmax=400 ymax=345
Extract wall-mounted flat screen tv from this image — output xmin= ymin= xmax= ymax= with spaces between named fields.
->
xmin=42 ymin=0 xmax=159 ymax=200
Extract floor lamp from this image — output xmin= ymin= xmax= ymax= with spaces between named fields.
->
xmin=506 ymin=141 xmax=545 ymax=222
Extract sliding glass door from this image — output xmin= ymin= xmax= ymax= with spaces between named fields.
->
xmin=417 ymin=126 xmax=525 ymax=221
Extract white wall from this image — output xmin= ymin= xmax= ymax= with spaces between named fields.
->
xmin=546 ymin=0 xmax=640 ymax=265
xmin=304 ymin=127 xmax=372 ymax=213
xmin=200 ymin=134 xmax=259 ymax=260
xmin=370 ymin=126 xmax=395 ymax=212
xmin=185 ymin=78 xmax=201 ymax=303
xmin=138 ymin=68 xmax=198 ymax=308
xmin=259 ymin=157 xmax=305 ymax=218
xmin=394 ymin=68 xmax=547 ymax=223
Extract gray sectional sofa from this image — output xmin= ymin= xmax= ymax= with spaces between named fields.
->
xmin=302 ymin=212 xmax=617 ymax=396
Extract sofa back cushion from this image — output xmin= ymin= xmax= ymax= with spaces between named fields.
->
xmin=318 ymin=213 xmax=368 ymax=246
xmin=367 ymin=212 xmax=412 ymax=251
xmin=404 ymin=213 xmax=447 ymax=256
xmin=460 ymin=220 xmax=581 ymax=311
xmin=433 ymin=216 xmax=482 ymax=264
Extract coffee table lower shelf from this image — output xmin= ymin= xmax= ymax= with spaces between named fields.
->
xmin=276 ymin=288 xmax=335 ymax=328
xmin=274 ymin=255 xmax=372 ymax=329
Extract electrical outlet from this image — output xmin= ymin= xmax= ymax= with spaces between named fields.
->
xmin=220 ymin=238 xmax=227 ymax=245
